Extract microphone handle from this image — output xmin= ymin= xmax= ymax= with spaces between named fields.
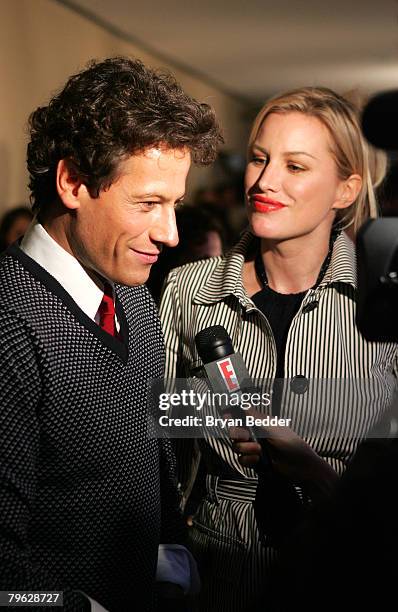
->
xmin=224 ymin=394 xmax=271 ymax=471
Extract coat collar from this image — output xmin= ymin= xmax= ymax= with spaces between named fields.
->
xmin=193 ymin=229 xmax=356 ymax=306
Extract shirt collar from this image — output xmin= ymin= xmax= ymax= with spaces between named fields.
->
xmin=193 ymin=229 xmax=356 ymax=307
xmin=317 ymin=230 xmax=357 ymax=288
xmin=20 ymin=221 xmax=106 ymax=321
xmin=193 ymin=230 xmax=253 ymax=307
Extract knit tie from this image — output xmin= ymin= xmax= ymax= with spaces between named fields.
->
xmin=98 ymin=283 xmax=116 ymax=337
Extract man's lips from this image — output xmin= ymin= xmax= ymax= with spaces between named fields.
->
xmin=251 ymin=195 xmax=286 ymax=213
xmin=131 ymin=249 xmax=160 ymax=264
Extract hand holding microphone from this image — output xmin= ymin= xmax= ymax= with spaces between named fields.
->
xmin=194 ymin=324 xmax=271 ymax=468
xmin=194 ymin=324 xmax=310 ymax=475
xmin=229 ymin=409 xmax=338 ymax=496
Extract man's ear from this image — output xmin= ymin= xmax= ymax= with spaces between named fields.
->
xmin=56 ymin=159 xmax=86 ymax=210
xmin=333 ymin=174 xmax=362 ymax=210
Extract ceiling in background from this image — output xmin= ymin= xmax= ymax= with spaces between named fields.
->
xmin=60 ymin=0 xmax=398 ymax=106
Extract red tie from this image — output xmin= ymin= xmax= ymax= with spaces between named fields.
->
xmin=98 ymin=282 xmax=116 ymax=337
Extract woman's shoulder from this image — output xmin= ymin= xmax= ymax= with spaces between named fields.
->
xmin=166 ymin=230 xmax=255 ymax=284
xmin=166 ymin=254 xmax=226 ymax=286
xmin=160 ymin=231 xmax=256 ymax=311
xmin=159 ymin=255 xmax=227 ymax=312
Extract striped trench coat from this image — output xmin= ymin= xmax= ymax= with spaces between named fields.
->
xmin=158 ymin=230 xmax=397 ymax=612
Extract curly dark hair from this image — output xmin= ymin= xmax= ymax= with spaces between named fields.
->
xmin=27 ymin=56 xmax=223 ymax=213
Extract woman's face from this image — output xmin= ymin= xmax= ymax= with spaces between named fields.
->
xmin=245 ymin=111 xmax=352 ymax=243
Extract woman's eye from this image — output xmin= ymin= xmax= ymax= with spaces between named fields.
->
xmin=251 ymin=156 xmax=267 ymax=165
xmin=287 ymin=163 xmax=305 ymax=172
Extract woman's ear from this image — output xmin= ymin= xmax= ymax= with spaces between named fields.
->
xmin=56 ymin=159 xmax=85 ymax=210
xmin=334 ymin=174 xmax=362 ymax=210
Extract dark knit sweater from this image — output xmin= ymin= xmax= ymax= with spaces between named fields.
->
xmin=0 ymin=245 xmax=184 ymax=611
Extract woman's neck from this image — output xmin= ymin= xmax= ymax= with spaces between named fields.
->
xmin=244 ymin=228 xmax=333 ymax=296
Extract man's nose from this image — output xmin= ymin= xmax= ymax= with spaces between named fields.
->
xmin=150 ymin=208 xmax=179 ymax=248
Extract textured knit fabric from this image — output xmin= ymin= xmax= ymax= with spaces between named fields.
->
xmin=0 ymin=245 xmax=184 ymax=612
xmin=158 ymin=229 xmax=398 ymax=612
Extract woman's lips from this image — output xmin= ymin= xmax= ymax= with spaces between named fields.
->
xmin=251 ymin=195 xmax=286 ymax=213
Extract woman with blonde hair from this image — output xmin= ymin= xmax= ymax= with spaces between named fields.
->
xmin=159 ymin=87 xmax=397 ymax=612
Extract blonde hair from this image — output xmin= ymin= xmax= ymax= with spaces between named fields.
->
xmin=248 ymin=87 xmax=387 ymax=234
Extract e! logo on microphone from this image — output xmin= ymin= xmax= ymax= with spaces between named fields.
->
xmin=217 ymin=358 xmax=240 ymax=392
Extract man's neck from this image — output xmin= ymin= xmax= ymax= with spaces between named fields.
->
xmin=41 ymin=212 xmax=103 ymax=290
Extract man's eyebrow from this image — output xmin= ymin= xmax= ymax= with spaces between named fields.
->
xmin=130 ymin=192 xmax=186 ymax=200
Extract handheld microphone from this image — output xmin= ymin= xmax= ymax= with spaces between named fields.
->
xmin=194 ymin=325 xmax=265 ymax=446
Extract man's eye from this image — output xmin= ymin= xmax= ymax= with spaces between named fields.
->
xmin=140 ymin=202 xmax=157 ymax=209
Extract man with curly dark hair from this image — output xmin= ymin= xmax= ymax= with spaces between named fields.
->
xmin=0 ymin=56 xmax=222 ymax=611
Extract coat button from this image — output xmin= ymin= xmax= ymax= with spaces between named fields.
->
xmin=290 ymin=375 xmax=309 ymax=394
xmin=302 ymin=300 xmax=319 ymax=314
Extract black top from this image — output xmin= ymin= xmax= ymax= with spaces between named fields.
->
xmin=252 ymin=286 xmax=306 ymax=378
xmin=251 ymin=229 xmax=339 ymax=379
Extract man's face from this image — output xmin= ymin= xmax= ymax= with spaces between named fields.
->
xmin=69 ymin=146 xmax=190 ymax=286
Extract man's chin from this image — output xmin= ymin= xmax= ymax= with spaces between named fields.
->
xmin=115 ymin=270 xmax=151 ymax=287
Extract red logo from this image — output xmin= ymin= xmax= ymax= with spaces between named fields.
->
xmin=217 ymin=358 xmax=240 ymax=392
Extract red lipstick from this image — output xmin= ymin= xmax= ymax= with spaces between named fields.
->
xmin=251 ymin=195 xmax=286 ymax=213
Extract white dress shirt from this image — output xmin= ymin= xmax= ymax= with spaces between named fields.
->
xmin=21 ymin=221 xmax=120 ymax=331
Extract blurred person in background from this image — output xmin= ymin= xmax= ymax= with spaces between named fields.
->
xmin=147 ymin=204 xmax=224 ymax=303
xmin=159 ymin=87 xmax=397 ymax=612
xmin=194 ymin=182 xmax=246 ymax=248
xmin=0 ymin=206 xmax=33 ymax=251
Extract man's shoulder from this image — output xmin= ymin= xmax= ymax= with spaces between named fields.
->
xmin=0 ymin=257 xmax=39 ymax=361
xmin=0 ymin=248 xmax=45 ymax=311
xmin=0 ymin=249 xmax=76 ymax=346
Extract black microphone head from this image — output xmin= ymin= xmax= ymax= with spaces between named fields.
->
xmin=195 ymin=325 xmax=234 ymax=364
xmin=362 ymin=90 xmax=398 ymax=151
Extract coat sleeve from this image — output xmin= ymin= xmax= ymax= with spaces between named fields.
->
xmin=0 ymin=311 xmax=90 ymax=611
xmin=158 ymin=272 xmax=201 ymax=504
xmin=158 ymin=270 xmax=183 ymax=380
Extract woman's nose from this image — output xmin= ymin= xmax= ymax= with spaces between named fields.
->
xmin=257 ymin=161 xmax=281 ymax=193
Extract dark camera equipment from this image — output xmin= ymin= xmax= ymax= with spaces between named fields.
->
xmin=362 ymin=90 xmax=398 ymax=152
xmin=356 ymin=218 xmax=398 ymax=341
xmin=357 ymin=90 xmax=398 ymax=342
